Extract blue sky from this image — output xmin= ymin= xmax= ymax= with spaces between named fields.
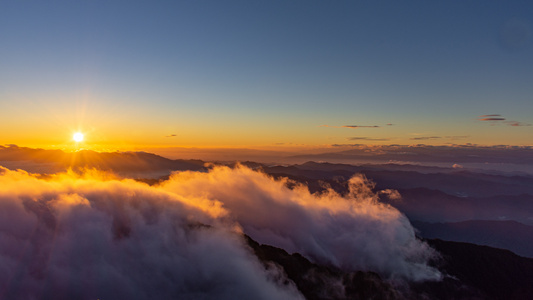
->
xmin=1 ymin=1 xmax=532 ymax=149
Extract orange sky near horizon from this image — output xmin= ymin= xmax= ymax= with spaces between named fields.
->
xmin=1 ymin=2 xmax=532 ymax=153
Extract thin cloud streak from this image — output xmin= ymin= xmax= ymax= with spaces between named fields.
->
xmin=477 ymin=114 xmax=531 ymax=126
xmin=409 ymin=137 xmax=442 ymax=141
xmin=320 ymin=125 xmax=381 ymax=129
xmin=331 ymin=144 xmax=365 ymax=147
xmin=506 ymin=121 xmax=531 ymax=127
xmin=348 ymin=137 xmax=391 ymax=141
xmin=478 ymin=117 xmax=506 ymax=121
xmin=412 ymin=136 xmax=469 ymax=141
xmin=478 ymin=114 xmax=502 ymax=117
xmin=343 ymin=125 xmax=381 ymax=128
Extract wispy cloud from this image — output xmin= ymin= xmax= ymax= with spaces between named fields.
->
xmin=409 ymin=136 xmax=469 ymax=141
xmin=444 ymin=136 xmax=470 ymax=140
xmin=343 ymin=125 xmax=380 ymax=128
xmin=320 ymin=125 xmax=381 ymax=129
xmin=477 ymin=114 xmax=531 ymax=126
xmin=479 ymin=114 xmax=503 ymax=117
xmin=409 ymin=136 xmax=441 ymax=141
xmin=478 ymin=117 xmax=506 ymax=121
xmin=478 ymin=114 xmax=506 ymax=121
xmin=348 ymin=137 xmax=391 ymax=141
xmin=165 ymin=134 xmax=177 ymax=137
xmin=506 ymin=121 xmax=531 ymax=127
xmin=331 ymin=144 xmax=363 ymax=147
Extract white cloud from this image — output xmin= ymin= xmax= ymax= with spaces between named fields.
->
xmin=0 ymin=165 xmax=440 ymax=298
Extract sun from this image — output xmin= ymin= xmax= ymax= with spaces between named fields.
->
xmin=73 ymin=132 xmax=84 ymax=142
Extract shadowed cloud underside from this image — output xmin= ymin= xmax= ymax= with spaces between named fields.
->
xmin=0 ymin=165 xmax=440 ymax=299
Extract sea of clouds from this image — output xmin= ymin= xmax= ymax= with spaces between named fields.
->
xmin=0 ymin=165 xmax=440 ymax=299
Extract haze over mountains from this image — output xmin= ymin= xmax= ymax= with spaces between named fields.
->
xmin=4 ymin=144 xmax=533 ymax=174
xmin=412 ymin=220 xmax=533 ymax=257
xmin=3 ymin=0 xmax=533 ymax=299
xmin=1 ymin=145 xmax=532 ymax=299
xmin=0 ymin=145 xmax=206 ymax=176
xmin=288 ymin=144 xmax=533 ymax=175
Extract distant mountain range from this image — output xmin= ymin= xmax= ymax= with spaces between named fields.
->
xmin=288 ymin=144 xmax=533 ymax=166
xmin=382 ymin=188 xmax=533 ymax=225
xmin=412 ymin=220 xmax=533 ymax=258
xmin=2 ymin=145 xmax=533 ymax=261
xmin=0 ymin=145 xmax=205 ymax=176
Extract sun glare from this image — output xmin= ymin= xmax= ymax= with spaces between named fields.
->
xmin=73 ymin=132 xmax=84 ymax=142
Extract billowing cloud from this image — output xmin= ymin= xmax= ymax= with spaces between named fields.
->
xmin=161 ymin=166 xmax=441 ymax=281
xmin=0 ymin=167 xmax=302 ymax=300
xmin=0 ymin=165 xmax=440 ymax=298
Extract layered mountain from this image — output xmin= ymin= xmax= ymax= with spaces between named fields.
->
xmin=1 ymin=145 xmax=532 ymax=299
xmin=412 ymin=220 xmax=533 ymax=258
xmin=0 ymin=145 xmax=205 ymax=176
xmin=249 ymin=235 xmax=533 ymax=300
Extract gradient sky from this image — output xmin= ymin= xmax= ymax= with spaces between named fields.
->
xmin=1 ymin=1 xmax=532 ymax=151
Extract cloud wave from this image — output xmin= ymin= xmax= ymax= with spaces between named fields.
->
xmin=0 ymin=165 xmax=440 ymax=299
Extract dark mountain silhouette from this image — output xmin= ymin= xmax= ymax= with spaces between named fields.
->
xmin=382 ymin=188 xmax=533 ymax=226
xmin=412 ymin=220 xmax=533 ymax=258
xmin=248 ymin=235 xmax=533 ymax=300
xmin=289 ymin=145 xmax=533 ymax=166
xmin=261 ymin=163 xmax=533 ymax=197
xmin=362 ymin=170 xmax=533 ymax=197
xmin=423 ymin=239 xmax=533 ymax=300
xmin=0 ymin=145 xmax=205 ymax=176
xmin=297 ymin=161 xmax=457 ymax=174
xmin=246 ymin=236 xmax=403 ymax=300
